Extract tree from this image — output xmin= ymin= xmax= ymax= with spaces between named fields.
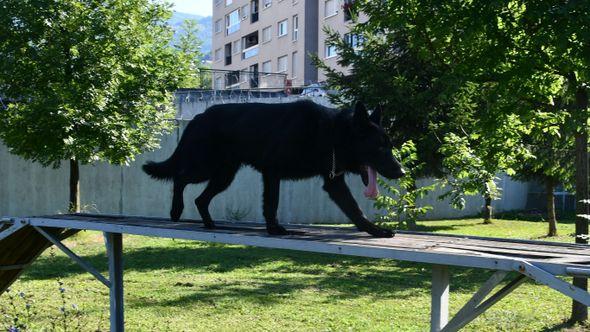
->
xmin=174 ymin=19 xmax=205 ymax=88
xmin=374 ymin=141 xmax=437 ymax=229
xmin=512 ymin=112 xmax=576 ymax=236
xmin=314 ymin=24 xmax=452 ymax=178
xmin=318 ymin=0 xmax=589 ymax=319
xmin=0 ymin=0 xmax=188 ymax=212
xmin=315 ymin=1 xmax=529 ymax=222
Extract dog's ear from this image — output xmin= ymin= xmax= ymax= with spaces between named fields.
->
xmin=369 ymin=105 xmax=382 ymax=126
xmin=353 ymin=101 xmax=369 ymax=125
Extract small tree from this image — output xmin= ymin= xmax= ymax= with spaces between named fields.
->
xmin=374 ymin=141 xmax=437 ymax=230
xmin=174 ymin=19 xmax=205 ymax=88
xmin=436 ymin=85 xmax=529 ymax=224
xmin=512 ymin=112 xmax=575 ymax=236
xmin=0 ymin=0 xmax=189 ymax=212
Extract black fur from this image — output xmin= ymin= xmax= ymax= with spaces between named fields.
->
xmin=143 ymin=100 xmax=405 ymax=237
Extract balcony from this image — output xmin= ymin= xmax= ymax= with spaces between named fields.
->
xmin=242 ymin=45 xmax=259 ymax=59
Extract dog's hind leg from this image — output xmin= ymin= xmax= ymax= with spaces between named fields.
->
xmin=195 ymin=166 xmax=239 ymax=229
xmin=171 ymin=180 xmax=187 ymax=222
xmin=262 ymin=173 xmax=289 ymax=235
xmin=322 ymin=175 xmax=394 ymax=238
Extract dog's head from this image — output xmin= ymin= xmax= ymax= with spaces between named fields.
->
xmin=345 ymin=102 xmax=405 ymax=197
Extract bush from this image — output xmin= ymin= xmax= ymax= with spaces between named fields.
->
xmin=374 ymin=141 xmax=437 ymax=229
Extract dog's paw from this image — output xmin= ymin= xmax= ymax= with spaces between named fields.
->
xmin=266 ymin=224 xmax=290 ymax=236
xmin=358 ymin=223 xmax=395 ymax=238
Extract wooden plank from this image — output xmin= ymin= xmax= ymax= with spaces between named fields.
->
xmin=396 ymin=235 xmax=590 ymax=256
xmin=27 ymin=216 xmax=520 ymax=273
xmin=13 ymin=214 xmax=590 ymax=276
xmin=42 ymin=214 xmax=590 ymax=256
xmin=0 ymin=226 xmax=77 ymax=294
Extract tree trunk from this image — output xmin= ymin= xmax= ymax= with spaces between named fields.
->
xmin=571 ymin=86 xmax=589 ymax=324
xmin=406 ymin=182 xmax=418 ymax=230
xmin=69 ymin=159 xmax=80 ymax=213
xmin=546 ymin=178 xmax=557 ymax=237
xmin=483 ymin=194 xmax=493 ymax=224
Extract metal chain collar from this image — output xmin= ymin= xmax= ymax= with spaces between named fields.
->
xmin=329 ymin=150 xmax=344 ymax=179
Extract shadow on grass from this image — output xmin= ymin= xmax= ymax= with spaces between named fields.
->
xmin=494 ymin=210 xmax=577 ymax=224
xmin=20 ymin=243 xmax=511 ymax=308
xmin=409 ymin=223 xmax=467 ymax=232
xmin=539 ymin=320 xmax=587 ymax=332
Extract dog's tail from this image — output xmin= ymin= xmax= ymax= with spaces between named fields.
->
xmin=142 ymin=156 xmax=176 ymax=181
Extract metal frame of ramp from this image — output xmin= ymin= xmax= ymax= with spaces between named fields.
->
xmin=2 ymin=214 xmax=590 ymax=332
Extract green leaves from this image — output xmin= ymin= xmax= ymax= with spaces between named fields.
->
xmin=318 ymin=0 xmax=589 ymax=220
xmin=174 ymin=18 xmax=205 ymax=88
xmin=374 ymin=141 xmax=437 ymax=229
xmin=0 ymin=0 xmax=189 ymax=167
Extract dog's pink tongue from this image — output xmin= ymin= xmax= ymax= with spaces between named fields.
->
xmin=363 ymin=166 xmax=379 ymax=199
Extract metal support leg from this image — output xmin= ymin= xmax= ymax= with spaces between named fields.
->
xmin=515 ymin=261 xmax=590 ymax=307
xmin=448 ymin=271 xmax=507 ymax=326
xmin=34 ymin=226 xmax=110 ymax=287
xmin=431 ymin=265 xmax=449 ymax=332
xmin=105 ymin=232 xmax=124 ymax=332
xmin=442 ymin=274 xmax=526 ymax=332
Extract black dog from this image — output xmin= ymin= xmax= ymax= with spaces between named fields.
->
xmin=143 ymin=100 xmax=405 ymax=237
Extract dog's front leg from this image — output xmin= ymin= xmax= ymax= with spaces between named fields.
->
xmin=323 ymin=175 xmax=394 ymax=238
xmin=262 ymin=173 xmax=289 ymax=235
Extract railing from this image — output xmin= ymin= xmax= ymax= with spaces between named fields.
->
xmin=242 ymin=45 xmax=259 ymax=59
xmin=191 ymin=68 xmax=288 ymax=91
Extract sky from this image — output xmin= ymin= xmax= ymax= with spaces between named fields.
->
xmin=170 ymin=0 xmax=212 ymax=16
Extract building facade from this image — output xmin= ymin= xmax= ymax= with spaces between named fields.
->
xmin=211 ymin=0 xmax=358 ymax=89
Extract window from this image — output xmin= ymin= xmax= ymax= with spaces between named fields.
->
xmin=232 ymin=40 xmax=241 ymax=54
xmin=291 ymin=52 xmax=297 ymax=78
xmin=325 ymin=43 xmax=337 ymax=58
xmin=240 ymin=68 xmax=249 ymax=83
xmin=242 ymin=31 xmax=259 ymax=59
xmin=226 ymin=70 xmax=240 ymax=87
xmin=344 ymin=33 xmax=363 ymax=49
xmin=292 ymin=15 xmax=298 ymax=41
xmin=249 ymin=64 xmax=259 ymax=88
xmin=324 ymin=0 xmax=337 ymax=18
xmin=277 ymin=55 xmax=288 ymax=73
xmin=214 ymin=48 xmax=222 ymax=62
xmin=224 ymin=43 xmax=232 ymax=65
xmin=343 ymin=0 xmax=355 ymax=21
xmin=278 ymin=19 xmax=288 ymax=37
xmin=262 ymin=26 xmax=272 ymax=43
xmin=226 ymin=9 xmax=240 ymax=35
xmin=226 ymin=0 xmax=233 ymax=5
xmin=241 ymin=4 xmax=249 ymax=20
xmin=214 ymin=19 xmax=222 ymax=34
xmin=251 ymin=0 xmax=259 ymax=23
xmin=262 ymin=60 xmax=272 ymax=74
xmin=263 ymin=0 xmax=272 ymax=8
xmin=214 ymin=75 xmax=223 ymax=90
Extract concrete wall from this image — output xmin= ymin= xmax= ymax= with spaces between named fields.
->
xmin=0 ymin=95 xmax=529 ymax=222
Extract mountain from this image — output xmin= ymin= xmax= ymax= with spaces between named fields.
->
xmin=169 ymin=12 xmax=212 ymax=60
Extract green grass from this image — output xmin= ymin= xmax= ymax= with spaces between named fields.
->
xmin=1 ymin=218 xmax=586 ymax=331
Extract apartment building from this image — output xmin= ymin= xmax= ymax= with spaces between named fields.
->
xmin=211 ymin=0 xmax=359 ymax=89
xmin=317 ymin=0 xmax=363 ymax=81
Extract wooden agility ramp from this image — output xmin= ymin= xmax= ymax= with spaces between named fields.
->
xmin=0 ymin=218 xmax=77 ymax=293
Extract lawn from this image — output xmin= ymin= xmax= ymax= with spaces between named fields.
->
xmin=0 ymin=218 xmax=584 ymax=331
